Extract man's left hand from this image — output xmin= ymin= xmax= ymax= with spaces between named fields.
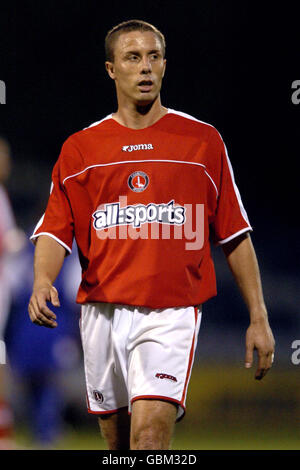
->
xmin=245 ymin=317 xmax=275 ymax=380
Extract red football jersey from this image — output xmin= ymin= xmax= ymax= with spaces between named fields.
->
xmin=31 ymin=109 xmax=252 ymax=308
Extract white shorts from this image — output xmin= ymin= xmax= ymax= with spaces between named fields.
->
xmin=79 ymin=303 xmax=202 ymax=421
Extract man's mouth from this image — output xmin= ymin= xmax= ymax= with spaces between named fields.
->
xmin=137 ymin=80 xmax=154 ymax=92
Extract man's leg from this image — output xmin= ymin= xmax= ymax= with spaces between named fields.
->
xmin=130 ymin=399 xmax=177 ymax=450
xmin=98 ymin=408 xmax=131 ymax=450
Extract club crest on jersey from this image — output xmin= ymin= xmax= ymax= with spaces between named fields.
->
xmin=128 ymin=171 xmax=149 ymax=192
xmin=122 ymin=143 xmax=153 ymax=152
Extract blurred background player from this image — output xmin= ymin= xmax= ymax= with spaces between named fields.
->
xmin=6 ymin=242 xmax=82 ymax=448
xmin=0 ymin=137 xmax=82 ymax=449
xmin=0 ymin=136 xmax=26 ymax=449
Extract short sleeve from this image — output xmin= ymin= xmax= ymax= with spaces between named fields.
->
xmin=209 ymin=132 xmax=253 ymax=245
xmin=30 ymin=144 xmax=77 ymax=254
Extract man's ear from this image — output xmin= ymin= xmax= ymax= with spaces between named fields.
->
xmin=162 ymin=59 xmax=167 ymax=78
xmin=105 ymin=61 xmax=115 ymax=80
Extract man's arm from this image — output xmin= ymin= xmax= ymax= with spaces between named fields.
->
xmin=222 ymin=232 xmax=275 ymax=380
xmin=28 ymin=235 xmax=66 ymax=328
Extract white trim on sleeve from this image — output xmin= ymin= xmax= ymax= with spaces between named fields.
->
xmin=30 ymin=232 xmax=72 ymax=254
xmin=216 ymin=227 xmax=253 ymax=246
xmin=32 ymin=213 xmax=45 ymax=235
xmin=222 ymin=142 xmax=251 ymax=227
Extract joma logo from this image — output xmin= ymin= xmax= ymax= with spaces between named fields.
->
xmin=155 ymin=373 xmax=177 ymax=382
xmin=122 ymin=143 xmax=154 ymax=152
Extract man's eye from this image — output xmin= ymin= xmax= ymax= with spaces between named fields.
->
xmin=128 ymin=55 xmax=139 ymax=61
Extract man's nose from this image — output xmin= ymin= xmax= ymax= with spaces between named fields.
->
xmin=140 ymin=56 xmax=152 ymax=73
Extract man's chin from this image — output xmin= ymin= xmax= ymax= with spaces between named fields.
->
xmin=135 ymin=93 xmax=158 ymax=107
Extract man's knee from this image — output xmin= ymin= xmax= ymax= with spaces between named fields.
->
xmin=130 ymin=399 xmax=177 ymax=450
xmin=131 ymin=420 xmax=170 ymax=449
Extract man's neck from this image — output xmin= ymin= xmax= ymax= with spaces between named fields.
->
xmin=112 ymin=98 xmax=168 ymax=130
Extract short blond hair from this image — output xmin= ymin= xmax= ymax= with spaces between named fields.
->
xmin=105 ymin=19 xmax=166 ymax=62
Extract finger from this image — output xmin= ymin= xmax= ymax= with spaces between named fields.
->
xmin=28 ymin=298 xmax=43 ymax=323
xmin=245 ymin=343 xmax=253 ymax=368
xmin=29 ymin=299 xmax=57 ymax=328
xmin=28 ymin=304 xmax=44 ymax=327
xmin=255 ymin=370 xmax=265 ymax=380
xmin=28 ymin=302 xmax=36 ymax=323
xmin=50 ymin=286 xmax=60 ymax=307
xmin=36 ymin=295 xmax=57 ymax=320
xmin=29 ymin=309 xmax=57 ymax=328
xmin=36 ymin=310 xmax=58 ymax=327
xmin=255 ymin=352 xmax=270 ymax=380
xmin=265 ymin=351 xmax=274 ymax=369
xmin=30 ymin=295 xmax=52 ymax=319
xmin=260 ymin=352 xmax=274 ymax=379
xmin=34 ymin=314 xmax=57 ymax=328
xmin=255 ymin=355 xmax=266 ymax=380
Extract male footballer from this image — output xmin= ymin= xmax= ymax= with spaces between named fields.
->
xmin=28 ymin=20 xmax=275 ymax=450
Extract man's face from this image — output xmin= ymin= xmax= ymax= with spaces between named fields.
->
xmin=106 ymin=30 xmax=166 ymax=106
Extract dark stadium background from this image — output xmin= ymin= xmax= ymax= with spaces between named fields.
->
xmin=0 ymin=0 xmax=299 ymax=450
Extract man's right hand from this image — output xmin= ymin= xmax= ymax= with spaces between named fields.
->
xmin=28 ymin=235 xmax=66 ymax=328
xmin=28 ymin=282 xmax=60 ymax=328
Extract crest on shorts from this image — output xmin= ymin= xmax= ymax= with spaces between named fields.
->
xmin=93 ymin=390 xmax=104 ymax=404
xmin=128 ymin=171 xmax=149 ymax=192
